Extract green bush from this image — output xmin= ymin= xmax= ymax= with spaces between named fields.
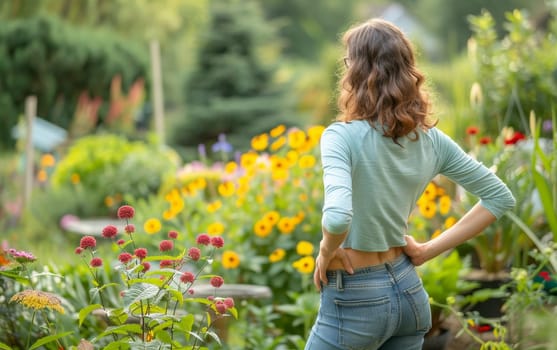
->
xmin=0 ymin=15 xmax=149 ymax=150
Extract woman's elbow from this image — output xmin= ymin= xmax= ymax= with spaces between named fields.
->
xmin=322 ymin=212 xmax=352 ymax=235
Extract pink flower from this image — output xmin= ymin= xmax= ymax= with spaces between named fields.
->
xmin=7 ymin=249 xmax=36 ymax=263
xmin=118 ymin=252 xmax=133 ymax=264
xmin=90 ymin=257 xmax=103 ymax=267
xmin=215 ymin=300 xmax=227 ymax=314
xmin=210 ymin=276 xmax=224 ymax=288
xmin=74 ymin=247 xmax=83 ymax=255
xmin=168 ymin=230 xmax=178 ymax=239
xmin=124 ymin=224 xmax=135 ymax=234
xmin=141 ymin=261 xmax=151 ymax=272
xmin=211 ymin=236 xmax=224 ymax=248
xmin=79 ymin=236 xmax=97 ymax=249
xmin=188 ymin=289 xmax=195 ymax=295
xmin=160 ymin=260 xmax=174 ymax=268
xmin=134 ymin=248 xmax=148 ymax=260
xmin=159 ymin=240 xmax=174 ymax=252
xmin=223 ymin=297 xmax=235 ymax=309
xmin=196 ymin=233 xmax=211 ymax=245
xmin=117 ymin=205 xmax=135 ymax=219
xmin=101 ymin=225 xmax=118 ymax=239
xmin=180 ymin=271 xmax=195 ymax=284
xmin=117 ymin=239 xmax=125 ymax=246
xmin=188 ymin=247 xmax=201 ymax=261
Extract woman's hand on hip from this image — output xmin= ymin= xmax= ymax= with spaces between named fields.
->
xmin=313 ymin=248 xmax=354 ymax=291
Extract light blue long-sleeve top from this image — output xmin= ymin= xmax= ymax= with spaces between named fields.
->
xmin=321 ymin=120 xmax=516 ymax=251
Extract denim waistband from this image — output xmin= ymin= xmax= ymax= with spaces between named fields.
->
xmin=326 ymin=253 xmax=412 ymax=279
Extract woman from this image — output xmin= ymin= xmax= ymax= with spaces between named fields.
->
xmin=305 ymin=19 xmax=515 ymax=350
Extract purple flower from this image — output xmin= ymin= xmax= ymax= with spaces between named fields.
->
xmin=212 ymin=134 xmax=233 ymax=153
xmin=543 ymin=120 xmax=553 ymax=133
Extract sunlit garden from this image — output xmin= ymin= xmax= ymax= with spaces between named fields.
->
xmin=1 ymin=0 xmax=556 ymax=349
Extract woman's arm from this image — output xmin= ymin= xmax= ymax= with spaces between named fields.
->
xmin=313 ymin=230 xmax=353 ymax=291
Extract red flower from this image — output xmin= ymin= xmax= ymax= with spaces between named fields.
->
xmin=75 ymin=247 xmax=83 ymax=254
xmin=125 ymin=224 xmax=135 ymax=234
xmin=141 ymin=261 xmax=151 ymax=272
xmin=215 ymin=300 xmax=227 ymax=314
xmin=168 ymin=230 xmax=178 ymax=239
xmin=539 ymin=271 xmax=551 ymax=281
xmin=210 ymin=276 xmax=224 ymax=288
xmin=101 ymin=225 xmax=118 ymax=238
xmin=479 ymin=136 xmax=491 ymax=145
xmin=90 ymin=257 xmax=103 ymax=267
xmin=118 ymin=252 xmax=133 ymax=264
xmin=134 ymin=248 xmax=148 ymax=260
xmin=504 ymin=131 xmax=526 ymax=145
xmin=196 ymin=233 xmax=211 ymax=245
xmin=79 ymin=236 xmax=97 ymax=249
xmin=159 ymin=240 xmax=174 ymax=252
xmin=188 ymin=247 xmax=201 ymax=261
xmin=117 ymin=205 xmax=135 ymax=219
xmin=223 ymin=297 xmax=235 ymax=309
xmin=180 ymin=271 xmax=195 ymax=284
xmin=117 ymin=239 xmax=125 ymax=246
xmin=211 ymin=236 xmax=224 ymax=248
xmin=466 ymin=126 xmax=479 ymax=135
xmin=160 ymin=260 xmax=174 ymax=268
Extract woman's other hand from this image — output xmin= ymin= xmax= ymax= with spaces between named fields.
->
xmin=403 ymin=235 xmax=428 ymax=266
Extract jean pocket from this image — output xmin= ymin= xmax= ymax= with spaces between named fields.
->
xmin=334 ymin=296 xmax=390 ymax=349
xmin=404 ymin=281 xmax=432 ymax=333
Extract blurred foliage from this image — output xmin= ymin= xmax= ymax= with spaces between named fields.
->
xmin=172 ymin=0 xmax=295 ymax=156
xmin=468 ymin=6 xmax=557 ymax=136
xmin=0 ymin=14 xmax=148 ymax=149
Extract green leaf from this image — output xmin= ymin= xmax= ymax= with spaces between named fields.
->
xmin=103 ymin=341 xmax=131 ymax=350
xmin=0 ymin=342 xmax=12 ymax=350
xmin=29 ymin=331 xmax=74 ymax=350
xmin=96 ymin=323 xmax=143 ymax=339
xmin=79 ymin=303 xmax=103 ymax=326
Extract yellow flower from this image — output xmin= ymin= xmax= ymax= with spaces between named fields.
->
xmin=207 ymin=200 xmax=222 ymax=213
xmin=225 ymin=161 xmax=238 ymax=174
xmin=37 ymin=169 xmax=48 ymax=183
xmin=277 ymin=217 xmax=295 ymax=234
xmin=218 ymin=181 xmax=235 ymax=197
xmin=104 ymin=196 xmax=114 ymax=207
xmin=144 ymin=218 xmax=162 ymax=234
xmin=162 ymin=209 xmax=176 ymax=220
xmin=251 ymin=133 xmax=269 ymax=151
xmin=270 ymin=124 xmax=286 ymax=138
xmin=270 ymin=136 xmax=286 ymax=151
xmin=438 ymin=195 xmax=452 ymax=215
xmin=431 ymin=229 xmax=442 ymax=239
xmin=421 ymin=182 xmax=437 ymax=202
xmin=207 ymin=222 xmax=225 ymax=235
xmin=254 ymin=219 xmax=272 ymax=238
xmin=444 ymin=216 xmax=457 ymax=229
xmin=307 ymin=125 xmax=325 ymax=142
xmin=285 ymin=150 xmax=299 ymax=167
xmin=269 ymin=248 xmax=286 ymax=263
xmin=10 ymin=290 xmax=64 ymax=314
xmin=292 ymin=256 xmax=315 ymax=274
xmin=299 ymin=154 xmax=316 ymax=168
xmin=241 ymin=152 xmax=258 ymax=170
xmin=272 ymin=169 xmax=289 ymax=181
xmin=263 ymin=211 xmax=280 ymax=225
xmin=169 ymin=197 xmax=184 ymax=214
xmin=271 ymin=155 xmax=289 ymax=171
xmin=296 ymin=241 xmax=314 ymax=256
xmin=40 ymin=153 xmax=56 ymax=167
xmin=418 ymin=200 xmax=437 ymax=219
xmin=222 ymin=250 xmax=240 ymax=269
xmin=288 ymin=129 xmax=306 ymax=149
xmin=71 ymin=173 xmax=80 ymax=184
xmin=165 ymin=188 xmax=180 ymax=201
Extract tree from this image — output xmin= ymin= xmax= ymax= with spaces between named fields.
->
xmin=172 ymin=0 xmax=293 ymax=155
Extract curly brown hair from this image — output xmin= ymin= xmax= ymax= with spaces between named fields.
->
xmin=337 ymin=19 xmax=436 ymax=144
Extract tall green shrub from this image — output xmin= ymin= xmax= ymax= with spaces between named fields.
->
xmin=172 ymin=0 xmax=293 ymax=155
xmin=0 ymin=15 xmax=148 ymax=149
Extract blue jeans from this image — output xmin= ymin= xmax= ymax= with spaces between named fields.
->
xmin=305 ymin=254 xmax=431 ymax=350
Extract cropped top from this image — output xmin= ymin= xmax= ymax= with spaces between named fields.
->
xmin=321 ymin=120 xmax=516 ymax=251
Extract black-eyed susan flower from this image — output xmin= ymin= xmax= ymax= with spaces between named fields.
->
xmin=421 ymin=182 xmax=437 ymax=202
xmin=444 ymin=216 xmax=457 ymax=229
xmin=270 ymin=124 xmax=286 ymax=138
xmin=224 ymin=161 xmax=237 ymax=174
xmin=292 ymin=256 xmax=315 ymax=274
xmin=10 ymin=290 xmax=64 ymax=314
xmin=263 ymin=211 xmax=280 ymax=226
xmin=222 ymin=250 xmax=240 ymax=269
xmin=288 ymin=129 xmax=306 ymax=149
xmin=207 ymin=222 xmax=225 ymax=235
xmin=254 ymin=220 xmax=272 ymax=238
xmin=438 ymin=195 xmax=452 ymax=215
xmin=270 ymin=136 xmax=286 ymax=151
xmin=277 ymin=217 xmax=296 ymax=234
xmin=218 ymin=181 xmax=235 ymax=197
xmin=296 ymin=241 xmax=314 ymax=256
xmin=269 ymin=248 xmax=286 ymax=263
xmin=251 ymin=133 xmax=269 ymax=151
xmin=144 ymin=218 xmax=162 ymax=234
xmin=418 ymin=201 xmax=437 ymax=219
xmin=299 ymin=154 xmax=316 ymax=168
xmin=207 ymin=200 xmax=222 ymax=213
xmin=70 ymin=173 xmax=80 ymax=184
xmin=241 ymin=152 xmax=258 ymax=170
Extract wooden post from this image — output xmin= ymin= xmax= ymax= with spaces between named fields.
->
xmin=23 ymin=96 xmax=37 ymax=209
xmin=149 ymin=40 xmax=165 ymax=147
